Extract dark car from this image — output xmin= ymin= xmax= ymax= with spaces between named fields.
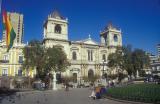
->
xmin=153 ymin=75 xmax=160 ymax=84
xmin=154 ymin=78 xmax=160 ymax=84
xmin=144 ymin=76 xmax=154 ymax=82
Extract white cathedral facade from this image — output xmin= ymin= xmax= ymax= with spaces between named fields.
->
xmin=43 ymin=11 xmax=122 ymax=83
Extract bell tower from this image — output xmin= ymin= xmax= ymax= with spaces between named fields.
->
xmin=43 ymin=10 xmax=68 ymax=41
xmin=100 ymin=23 xmax=122 ymax=48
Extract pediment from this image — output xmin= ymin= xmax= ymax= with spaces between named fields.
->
xmin=83 ymin=39 xmax=98 ymax=45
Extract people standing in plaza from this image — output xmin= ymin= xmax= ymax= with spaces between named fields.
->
xmin=95 ymin=86 xmax=101 ymax=99
xmin=65 ymin=82 xmax=69 ymax=91
xmin=89 ymin=83 xmax=96 ymax=99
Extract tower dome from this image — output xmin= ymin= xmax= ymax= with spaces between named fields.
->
xmin=49 ymin=10 xmax=64 ymax=19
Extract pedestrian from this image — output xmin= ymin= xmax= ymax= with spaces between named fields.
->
xmin=95 ymin=86 xmax=101 ymax=99
xmin=65 ymin=82 xmax=69 ymax=91
xmin=89 ymin=83 xmax=96 ymax=99
xmin=108 ymin=80 xmax=111 ymax=87
xmin=111 ymin=81 xmax=114 ymax=87
xmin=42 ymin=82 xmax=45 ymax=90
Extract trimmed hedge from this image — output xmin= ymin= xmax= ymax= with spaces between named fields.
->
xmin=0 ymin=88 xmax=17 ymax=96
xmin=105 ymin=84 xmax=160 ymax=103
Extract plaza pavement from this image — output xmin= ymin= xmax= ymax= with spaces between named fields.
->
xmin=0 ymin=88 xmax=140 ymax=104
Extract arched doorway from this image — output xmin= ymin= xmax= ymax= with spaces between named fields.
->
xmin=88 ymin=69 xmax=94 ymax=80
xmin=103 ymin=73 xmax=107 ymax=79
xmin=73 ymin=73 xmax=77 ymax=83
xmin=56 ymin=73 xmax=62 ymax=84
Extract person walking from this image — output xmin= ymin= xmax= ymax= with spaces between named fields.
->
xmin=89 ymin=83 xmax=96 ymax=99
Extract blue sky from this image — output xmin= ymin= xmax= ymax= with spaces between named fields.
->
xmin=0 ymin=0 xmax=160 ymax=55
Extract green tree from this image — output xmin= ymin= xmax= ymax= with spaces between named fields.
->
xmin=132 ymin=49 xmax=150 ymax=77
xmin=44 ymin=46 xmax=69 ymax=73
xmin=108 ymin=47 xmax=123 ymax=71
xmin=23 ymin=41 xmax=70 ymax=79
xmin=108 ymin=45 xmax=150 ymax=80
xmin=108 ymin=47 xmax=124 ymax=82
xmin=23 ymin=40 xmax=46 ymax=79
xmin=44 ymin=46 xmax=70 ymax=88
xmin=122 ymin=45 xmax=134 ymax=78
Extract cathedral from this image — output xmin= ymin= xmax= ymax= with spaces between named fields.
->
xmin=0 ymin=11 xmax=123 ymax=85
xmin=43 ymin=11 xmax=122 ymax=83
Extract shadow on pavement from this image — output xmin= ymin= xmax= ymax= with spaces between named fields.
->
xmin=0 ymin=88 xmax=18 ymax=103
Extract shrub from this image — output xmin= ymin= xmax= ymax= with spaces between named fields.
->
xmin=107 ymin=74 xmax=118 ymax=79
xmin=105 ymin=84 xmax=160 ymax=103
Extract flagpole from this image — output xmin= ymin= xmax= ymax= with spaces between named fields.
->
xmin=0 ymin=0 xmax=2 ymax=14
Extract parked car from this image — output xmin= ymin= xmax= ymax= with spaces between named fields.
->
xmin=144 ymin=75 xmax=160 ymax=84
xmin=154 ymin=78 xmax=160 ymax=84
xmin=153 ymin=75 xmax=160 ymax=84
xmin=144 ymin=76 xmax=154 ymax=82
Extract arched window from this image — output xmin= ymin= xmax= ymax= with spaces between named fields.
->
xmin=72 ymin=51 xmax=77 ymax=60
xmin=54 ymin=24 xmax=61 ymax=34
xmin=102 ymin=54 xmax=106 ymax=61
xmin=104 ymin=35 xmax=107 ymax=43
xmin=88 ymin=69 xmax=94 ymax=80
xmin=114 ymin=34 xmax=118 ymax=42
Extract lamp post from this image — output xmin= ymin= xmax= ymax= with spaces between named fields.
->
xmin=102 ymin=60 xmax=105 ymax=78
xmin=77 ymin=69 xmax=80 ymax=85
xmin=101 ymin=60 xmax=108 ymax=86
xmin=101 ymin=60 xmax=108 ymax=80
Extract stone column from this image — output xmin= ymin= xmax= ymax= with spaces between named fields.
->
xmin=136 ymin=70 xmax=139 ymax=78
xmin=10 ymin=78 xmax=14 ymax=89
xmin=52 ymin=71 xmax=57 ymax=90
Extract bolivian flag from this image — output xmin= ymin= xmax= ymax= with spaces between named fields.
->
xmin=2 ymin=10 xmax=16 ymax=52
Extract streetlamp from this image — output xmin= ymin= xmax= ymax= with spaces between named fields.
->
xmin=102 ymin=60 xmax=105 ymax=78
xmin=100 ymin=60 xmax=109 ymax=86
xmin=77 ymin=69 xmax=80 ymax=85
xmin=101 ymin=60 xmax=108 ymax=79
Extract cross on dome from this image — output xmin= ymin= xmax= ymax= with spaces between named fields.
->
xmin=88 ymin=34 xmax=91 ymax=39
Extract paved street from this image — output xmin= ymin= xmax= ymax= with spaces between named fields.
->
xmin=0 ymin=88 xmax=132 ymax=104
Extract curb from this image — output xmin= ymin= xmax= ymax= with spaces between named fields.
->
xmin=105 ymin=97 xmax=153 ymax=104
xmin=16 ymin=89 xmax=61 ymax=94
